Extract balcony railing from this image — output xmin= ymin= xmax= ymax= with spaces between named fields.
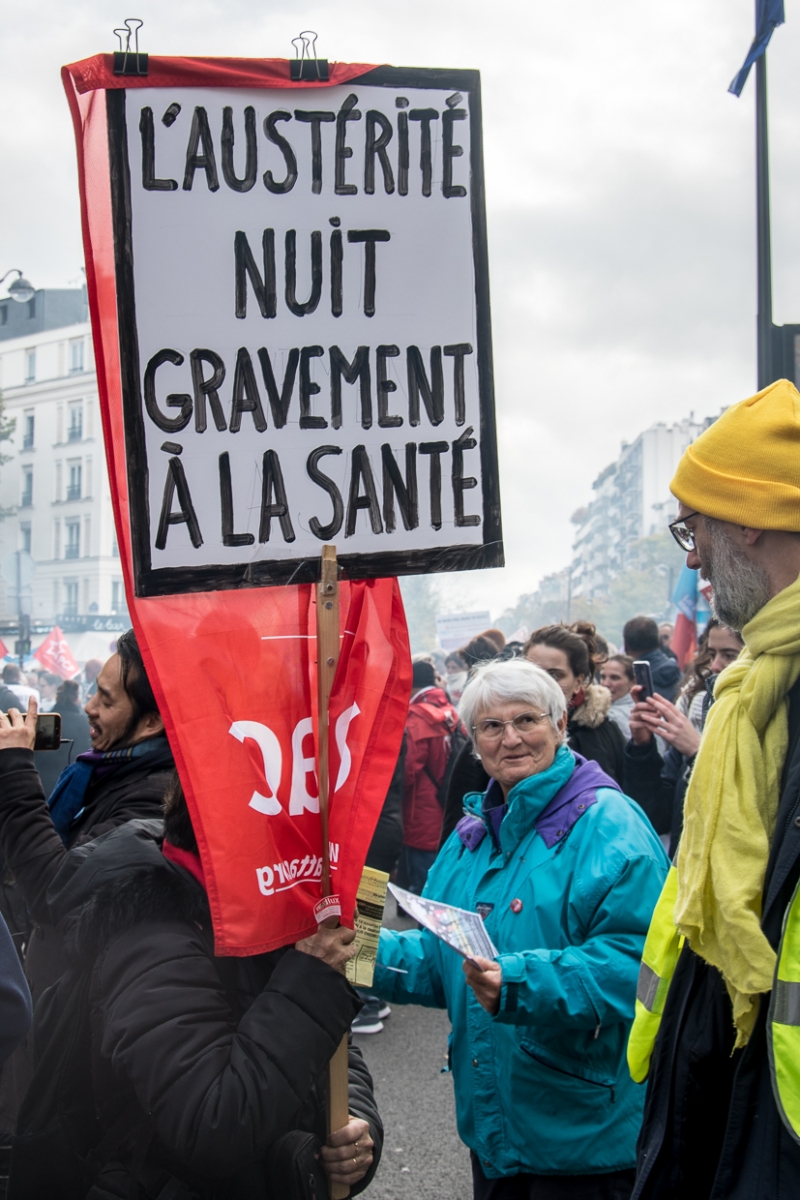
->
xmin=67 ymin=424 xmax=83 ymax=442
xmin=66 ymin=484 xmax=82 ymax=501
xmin=22 ymin=433 xmax=34 ymax=450
xmin=64 ymin=544 xmax=80 ymax=560
xmin=20 ymin=492 xmax=33 ymax=508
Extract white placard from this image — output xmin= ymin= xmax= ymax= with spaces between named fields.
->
xmin=108 ymin=69 xmax=502 ymax=594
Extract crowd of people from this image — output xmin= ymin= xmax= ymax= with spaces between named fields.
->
xmin=0 ymin=378 xmax=797 ymax=1199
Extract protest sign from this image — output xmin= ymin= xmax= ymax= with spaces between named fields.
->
xmin=62 ymin=55 xmax=419 ymax=958
xmin=64 ymin=55 xmax=502 ymax=596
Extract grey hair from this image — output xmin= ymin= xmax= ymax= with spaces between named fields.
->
xmin=459 ymin=658 xmax=567 ymax=750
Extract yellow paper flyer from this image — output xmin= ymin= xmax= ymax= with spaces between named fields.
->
xmin=346 ymin=866 xmax=390 ymax=988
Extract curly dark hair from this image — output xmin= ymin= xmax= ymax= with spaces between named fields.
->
xmin=681 ymin=619 xmax=743 ymax=701
xmin=116 ymin=629 xmax=159 ymax=722
xmin=523 ymin=621 xmax=600 ymax=681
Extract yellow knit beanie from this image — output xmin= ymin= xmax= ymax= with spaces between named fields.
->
xmin=671 ymin=379 xmax=800 ymax=530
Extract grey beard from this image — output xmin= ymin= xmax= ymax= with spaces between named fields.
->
xmin=704 ymin=519 xmax=772 ymax=632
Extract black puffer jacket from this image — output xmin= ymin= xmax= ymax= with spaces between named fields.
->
xmin=23 ymin=821 xmax=380 ymax=1200
xmin=0 ymin=744 xmax=173 ymax=1136
xmin=567 ymin=684 xmax=626 ymax=785
xmin=0 ymin=742 xmax=173 ymax=999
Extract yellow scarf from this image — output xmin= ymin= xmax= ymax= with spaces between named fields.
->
xmin=675 ymin=571 xmax=800 ymax=1048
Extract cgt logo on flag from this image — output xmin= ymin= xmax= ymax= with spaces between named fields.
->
xmin=133 ymin=577 xmax=410 ymax=955
xmin=34 ymin=626 xmax=79 ymax=679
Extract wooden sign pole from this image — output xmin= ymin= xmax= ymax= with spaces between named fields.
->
xmin=316 ymin=544 xmax=350 ymax=1200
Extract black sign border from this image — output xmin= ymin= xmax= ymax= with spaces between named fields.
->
xmin=106 ymin=67 xmax=503 ymax=594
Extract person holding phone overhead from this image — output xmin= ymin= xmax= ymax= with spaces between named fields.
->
xmin=375 ymin=658 xmax=669 ymax=1199
xmin=0 ymin=631 xmax=173 ymax=1135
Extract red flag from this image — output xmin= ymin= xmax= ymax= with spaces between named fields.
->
xmin=34 ymin=626 xmax=80 ymax=679
xmin=136 ymin=578 xmax=410 ymax=954
xmin=0 ymin=638 xmax=8 ymax=660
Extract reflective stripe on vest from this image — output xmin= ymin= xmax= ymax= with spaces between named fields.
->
xmin=768 ymin=874 xmax=800 ymax=1146
xmin=627 ymin=865 xmax=683 ymax=1084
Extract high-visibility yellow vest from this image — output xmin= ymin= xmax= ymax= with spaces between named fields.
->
xmin=627 ymin=866 xmax=683 ymax=1084
xmin=768 ymin=875 xmax=800 ymax=1144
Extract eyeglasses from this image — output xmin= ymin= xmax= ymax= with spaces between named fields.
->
xmin=668 ymin=511 xmax=701 ymax=552
xmin=472 ymin=711 xmax=549 ymax=743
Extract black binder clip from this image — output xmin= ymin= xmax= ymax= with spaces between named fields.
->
xmin=113 ymin=18 xmax=148 ymax=76
xmin=290 ymin=31 xmax=329 ymax=81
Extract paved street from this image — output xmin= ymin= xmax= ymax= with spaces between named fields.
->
xmin=357 ymin=898 xmax=473 ymax=1200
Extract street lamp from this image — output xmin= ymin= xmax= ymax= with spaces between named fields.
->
xmin=0 ymin=269 xmax=35 ymax=304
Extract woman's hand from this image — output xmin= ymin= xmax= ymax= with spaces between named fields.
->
xmin=463 ymin=956 xmax=502 ymax=1015
xmin=0 ymin=697 xmax=37 ymax=752
xmin=637 ymin=693 xmax=701 ymax=757
xmin=628 ymin=684 xmax=654 ymax=745
xmin=320 ymin=1116 xmax=373 ymax=1187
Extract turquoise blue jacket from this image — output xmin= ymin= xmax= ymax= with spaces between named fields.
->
xmin=375 ymin=747 xmax=669 ymax=1179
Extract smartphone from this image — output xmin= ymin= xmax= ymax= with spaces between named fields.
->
xmin=33 ymin=713 xmax=62 ymax=751
xmin=633 ymin=661 xmax=654 ymax=702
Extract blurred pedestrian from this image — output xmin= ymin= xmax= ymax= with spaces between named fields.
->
xmin=377 ymin=658 xmax=668 ymax=1197
xmin=601 ymin=654 xmax=636 ymax=739
xmin=623 ymin=620 xmax=744 ymax=856
xmin=444 ymin=651 xmax=468 ymax=704
xmin=398 ymin=660 xmax=461 ymax=898
xmin=1 ymin=665 xmax=39 ymax=711
xmin=34 ymin=678 xmax=93 ymax=802
xmin=83 ymin=657 xmax=103 ymax=701
xmin=622 ymin=616 xmax=681 ymax=701
xmin=525 ymin=621 xmax=626 ymax=783
xmin=37 ymin=672 xmax=60 ymax=713
xmin=658 ymin=622 xmax=677 ymax=660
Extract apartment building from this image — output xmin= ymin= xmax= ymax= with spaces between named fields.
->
xmin=0 ymin=287 xmax=127 ymax=633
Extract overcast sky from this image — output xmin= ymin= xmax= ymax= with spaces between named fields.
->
xmin=2 ymin=0 xmax=799 ymax=618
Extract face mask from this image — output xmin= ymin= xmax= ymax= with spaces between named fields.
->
xmin=447 ymin=671 xmax=467 ymax=695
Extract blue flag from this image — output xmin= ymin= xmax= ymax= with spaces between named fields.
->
xmin=729 ymin=0 xmax=785 ymax=96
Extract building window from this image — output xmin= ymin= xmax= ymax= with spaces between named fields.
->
xmin=53 ymin=519 xmax=61 ymax=559
xmin=66 ymin=461 xmax=82 ymax=501
xmin=22 ymin=411 xmax=34 ymax=449
xmin=65 ymin=520 xmax=80 ymax=560
xmin=64 ymin=580 xmax=79 ymax=616
xmin=111 ymin=580 xmax=124 ymax=613
xmin=20 ymin=466 xmax=33 ymax=508
xmin=24 ymin=349 xmax=36 ymax=384
xmin=0 ymin=306 xmax=7 ymax=326
xmin=67 ymin=403 xmax=83 ymax=442
xmin=112 ymin=534 xmax=119 ymax=557
xmin=83 ymin=515 xmax=91 ymax=556
xmin=69 ymin=340 xmax=84 ymax=374
xmin=27 ymin=296 xmax=36 ymax=320
xmin=20 ymin=523 xmax=31 ymax=554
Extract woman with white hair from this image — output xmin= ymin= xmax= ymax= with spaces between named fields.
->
xmin=374 ymin=658 xmax=668 ymax=1199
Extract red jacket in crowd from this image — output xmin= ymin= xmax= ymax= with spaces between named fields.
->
xmin=402 ymin=687 xmax=460 ymax=852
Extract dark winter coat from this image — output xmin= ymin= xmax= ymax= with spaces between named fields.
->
xmin=632 ymin=674 xmax=800 ymax=1200
xmin=634 ymin=648 xmax=682 ymax=703
xmin=26 ymin=820 xmax=381 ymax=1200
xmin=0 ymin=913 xmax=30 ymax=1068
xmin=0 ymin=741 xmax=173 ymax=999
xmin=439 ymin=740 xmax=489 ymax=849
xmin=0 ymin=742 xmax=173 ymax=1136
xmin=365 ymin=733 xmax=406 ymax=875
xmin=567 ymin=685 xmax=626 ymax=785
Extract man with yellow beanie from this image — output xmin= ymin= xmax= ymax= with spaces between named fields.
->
xmin=629 ymin=378 xmax=800 ymax=1200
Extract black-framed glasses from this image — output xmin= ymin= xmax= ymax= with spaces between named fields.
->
xmin=472 ymin=710 xmax=549 ymax=743
xmin=668 ymin=511 xmax=701 ymax=552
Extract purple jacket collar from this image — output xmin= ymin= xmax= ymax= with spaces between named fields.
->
xmin=456 ymin=754 xmax=620 ymax=853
